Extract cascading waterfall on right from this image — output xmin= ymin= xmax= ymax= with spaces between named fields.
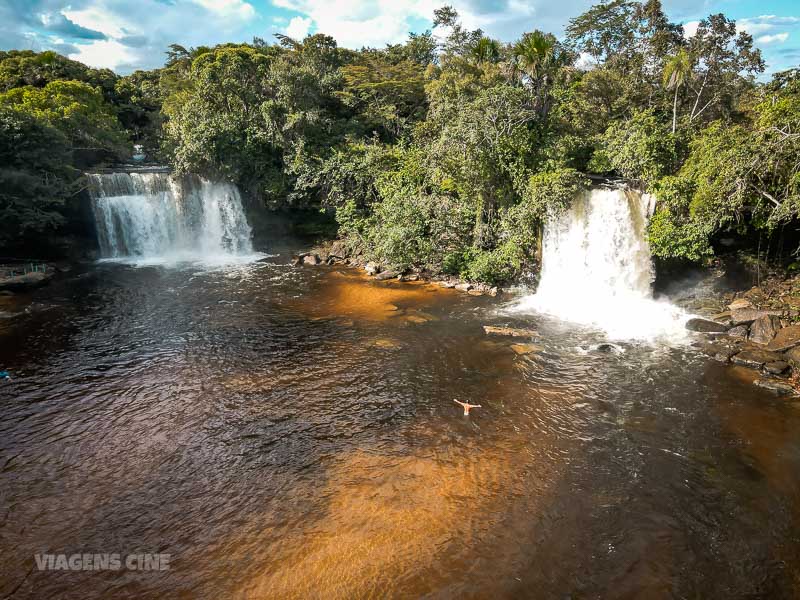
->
xmin=512 ymin=186 xmax=689 ymax=341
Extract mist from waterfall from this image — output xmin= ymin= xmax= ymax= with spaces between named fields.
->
xmin=89 ymin=171 xmax=256 ymax=265
xmin=512 ymin=187 xmax=689 ymax=341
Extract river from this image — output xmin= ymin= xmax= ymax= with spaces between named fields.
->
xmin=1 ymin=258 xmax=799 ymax=598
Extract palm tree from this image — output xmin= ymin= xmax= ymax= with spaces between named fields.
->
xmin=512 ymin=31 xmax=571 ymax=117
xmin=469 ymin=37 xmax=501 ymax=65
xmin=663 ymin=48 xmax=692 ymax=134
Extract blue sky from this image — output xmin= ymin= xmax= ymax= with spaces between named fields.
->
xmin=0 ymin=0 xmax=798 ymax=75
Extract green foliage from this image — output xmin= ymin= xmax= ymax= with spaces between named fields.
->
xmin=0 ymin=80 xmax=128 ymax=157
xmin=0 ymin=106 xmax=76 ymax=245
xmin=647 ymin=176 xmax=713 ymax=261
xmin=600 ymin=109 xmax=677 ymax=185
xmin=0 ymin=2 xmax=788 ymax=272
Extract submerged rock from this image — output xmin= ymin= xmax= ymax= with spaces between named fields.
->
xmin=510 ymin=343 xmax=542 ymax=355
xmin=483 ymin=325 xmax=539 ymax=338
xmin=595 ymin=343 xmax=624 ymax=353
xmin=753 ymin=377 xmax=798 ymax=396
xmin=0 ymin=270 xmax=54 ymax=291
xmin=685 ymin=318 xmax=729 ymax=333
xmin=749 ymin=315 xmax=781 ymax=345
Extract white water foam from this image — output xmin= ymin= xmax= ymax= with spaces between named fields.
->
xmin=89 ymin=171 xmax=260 ymax=266
xmin=511 ymin=187 xmax=689 ymax=341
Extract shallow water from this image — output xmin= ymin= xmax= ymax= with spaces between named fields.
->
xmin=1 ymin=259 xmax=799 ymax=599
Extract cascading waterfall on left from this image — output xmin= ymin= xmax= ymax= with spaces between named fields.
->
xmin=88 ymin=170 xmax=257 ymax=265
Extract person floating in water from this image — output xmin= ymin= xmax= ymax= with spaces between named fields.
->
xmin=454 ymin=399 xmax=480 ymax=415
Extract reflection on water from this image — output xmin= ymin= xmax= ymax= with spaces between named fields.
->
xmin=0 ymin=261 xmax=799 ymax=599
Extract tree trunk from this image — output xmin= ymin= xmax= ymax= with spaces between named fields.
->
xmin=672 ymin=84 xmax=679 ymax=134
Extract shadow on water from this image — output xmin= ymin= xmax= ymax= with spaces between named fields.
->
xmin=0 ymin=260 xmax=799 ymax=598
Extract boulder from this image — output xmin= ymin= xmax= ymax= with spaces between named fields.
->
xmin=303 ymin=254 xmax=320 ymax=265
xmin=488 ymin=287 xmax=499 ymax=297
xmin=467 ymin=289 xmax=484 ymax=296
xmin=754 ymin=377 xmax=797 ymax=396
xmin=365 ymin=262 xmax=381 ymax=276
xmin=291 ymin=256 xmax=303 ymax=266
xmin=731 ymin=349 xmax=784 ymax=369
xmin=455 ymin=283 xmax=473 ymax=292
xmin=784 ymin=346 xmax=800 ymax=366
xmin=748 ymin=315 xmax=781 ymax=345
xmin=329 ymin=239 xmax=348 ymax=259
xmin=375 ymin=270 xmax=400 ymax=281
xmin=727 ymin=325 xmax=749 ymax=340
xmin=731 ymin=308 xmax=771 ymax=326
xmin=596 ymin=343 xmax=623 ymax=353
xmin=765 ymin=361 xmax=790 ymax=375
xmin=436 ymin=281 xmax=456 ymax=289
xmin=766 ymin=324 xmax=800 ymax=352
xmin=483 ymin=325 xmax=539 ymax=338
xmin=711 ymin=311 xmax=733 ymax=326
xmin=685 ymin=318 xmax=729 ymax=333
xmin=728 ymin=298 xmax=753 ymax=311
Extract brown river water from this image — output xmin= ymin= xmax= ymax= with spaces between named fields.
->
xmin=1 ymin=258 xmax=800 ymax=599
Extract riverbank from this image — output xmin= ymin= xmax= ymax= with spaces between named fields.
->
xmin=295 ymin=239 xmax=504 ymax=297
xmin=684 ymin=270 xmax=800 ymax=395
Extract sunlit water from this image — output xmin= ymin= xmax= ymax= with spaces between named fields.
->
xmin=513 ymin=188 xmax=690 ymax=342
xmin=1 ymin=261 xmax=799 ymax=599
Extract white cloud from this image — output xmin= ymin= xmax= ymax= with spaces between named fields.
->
xmin=62 ymin=6 xmax=130 ymax=38
xmin=68 ymin=39 xmax=137 ymax=70
xmin=191 ymin=0 xmax=255 ymax=20
xmin=757 ymin=32 xmax=789 ymax=44
xmin=285 ymin=16 xmax=312 ymax=40
xmin=268 ymin=0 xmax=551 ymax=49
xmin=738 ymin=15 xmax=800 ymax=36
xmin=682 ymin=20 xmax=699 ymax=38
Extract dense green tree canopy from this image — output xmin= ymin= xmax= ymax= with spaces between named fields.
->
xmin=1 ymin=1 xmax=797 ymax=277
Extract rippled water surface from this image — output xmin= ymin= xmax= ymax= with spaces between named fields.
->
xmin=1 ymin=258 xmax=800 ymax=598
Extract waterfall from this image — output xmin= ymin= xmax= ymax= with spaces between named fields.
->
xmin=512 ymin=187 xmax=687 ymax=340
xmin=88 ymin=171 xmax=255 ymax=264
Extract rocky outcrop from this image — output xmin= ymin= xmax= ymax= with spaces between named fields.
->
xmin=748 ymin=315 xmax=781 ymax=345
xmin=766 ymin=324 xmax=800 ymax=352
xmin=731 ymin=349 xmax=784 ymax=369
